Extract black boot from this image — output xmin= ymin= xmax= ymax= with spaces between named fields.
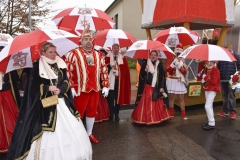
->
xmin=115 ymin=114 xmax=120 ymax=121
xmin=109 ymin=114 xmax=113 ymax=121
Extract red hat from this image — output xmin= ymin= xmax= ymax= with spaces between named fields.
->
xmin=174 ymin=43 xmax=183 ymax=54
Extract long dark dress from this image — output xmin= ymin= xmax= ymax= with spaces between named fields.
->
xmin=6 ymin=59 xmax=92 ymax=160
xmin=131 ymin=60 xmax=170 ymax=125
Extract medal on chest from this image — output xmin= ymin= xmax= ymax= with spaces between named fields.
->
xmin=85 ymin=53 xmax=94 ymax=66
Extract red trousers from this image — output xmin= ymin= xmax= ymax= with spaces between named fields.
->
xmin=74 ymin=91 xmax=99 ymax=118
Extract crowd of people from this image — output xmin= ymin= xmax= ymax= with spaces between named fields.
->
xmin=0 ymin=25 xmax=239 ymax=159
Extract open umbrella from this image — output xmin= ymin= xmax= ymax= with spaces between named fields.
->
xmin=52 ymin=7 xmax=115 ymax=31
xmin=179 ymin=44 xmax=236 ymax=62
xmin=0 ymin=33 xmax=13 ymax=46
xmin=93 ymin=29 xmax=137 ymax=48
xmin=153 ymin=27 xmax=200 ymax=47
xmin=0 ymin=28 xmax=79 ymax=73
xmin=124 ymin=40 xmax=175 ymax=59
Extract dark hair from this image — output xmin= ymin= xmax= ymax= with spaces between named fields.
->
xmin=0 ymin=46 xmax=4 ymax=50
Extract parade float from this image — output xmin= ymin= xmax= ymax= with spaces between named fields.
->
xmin=140 ymin=0 xmax=240 ymax=106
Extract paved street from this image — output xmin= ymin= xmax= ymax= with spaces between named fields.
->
xmin=92 ymin=104 xmax=240 ymax=160
xmin=1 ymin=93 xmax=240 ymax=160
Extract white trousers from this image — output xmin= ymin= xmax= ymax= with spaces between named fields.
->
xmin=204 ymin=91 xmax=217 ymax=126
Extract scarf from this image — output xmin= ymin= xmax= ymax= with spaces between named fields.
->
xmin=39 ymin=56 xmax=67 ymax=80
xmin=107 ymin=52 xmax=124 ymax=90
xmin=172 ymin=58 xmax=186 ymax=83
xmin=147 ymin=59 xmax=159 ymax=87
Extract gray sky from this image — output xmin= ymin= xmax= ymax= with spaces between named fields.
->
xmin=41 ymin=0 xmax=115 ymax=27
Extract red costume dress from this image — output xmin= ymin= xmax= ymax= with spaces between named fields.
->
xmin=0 ymin=71 xmax=20 ymax=154
xmin=65 ymin=47 xmax=109 ymax=118
xmin=105 ymin=53 xmax=131 ymax=119
xmin=131 ymin=59 xmax=171 ymax=125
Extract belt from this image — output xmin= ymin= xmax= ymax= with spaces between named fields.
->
xmin=168 ymin=77 xmax=180 ymax=79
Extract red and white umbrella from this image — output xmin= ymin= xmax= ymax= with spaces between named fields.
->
xmin=179 ymin=44 xmax=236 ymax=62
xmin=0 ymin=29 xmax=79 ymax=73
xmin=153 ymin=27 xmax=200 ymax=47
xmin=93 ymin=29 xmax=137 ymax=48
xmin=0 ymin=33 xmax=13 ymax=46
xmin=124 ymin=40 xmax=175 ymax=59
xmin=52 ymin=7 xmax=115 ymax=31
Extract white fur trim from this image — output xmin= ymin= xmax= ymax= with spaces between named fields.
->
xmin=147 ymin=59 xmax=159 ymax=87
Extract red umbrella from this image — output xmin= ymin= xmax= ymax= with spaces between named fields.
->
xmin=0 ymin=33 xmax=13 ymax=46
xmin=153 ymin=27 xmax=200 ymax=47
xmin=52 ymin=7 xmax=115 ymax=31
xmin=124 ymin=40 xmax=175 ymax=59
xmin=179 ymin=44 xmax=236 ymax=61
xmin=93 ymin=29 xmax=137 ymax=48
xmin=0 ymin=28 xmax=79 ymax=73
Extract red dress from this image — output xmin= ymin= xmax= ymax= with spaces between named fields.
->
xmin=131 ymin=84 xmax=171 ymax=125
xmin=0 ymin=90 xmax=19 ymax=153
xmin=95 ymin=94 xmax=110 ymax=122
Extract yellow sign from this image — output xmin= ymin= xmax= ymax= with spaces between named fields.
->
xmin=188 ymin=85 xmax=201 ymax=96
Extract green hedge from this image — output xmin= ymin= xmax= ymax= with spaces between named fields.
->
xmin=126 ymin=57 xmax=137 ymax=69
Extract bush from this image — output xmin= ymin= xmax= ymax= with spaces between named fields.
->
xmin=126 ymin=57 xmax=137 ymax=69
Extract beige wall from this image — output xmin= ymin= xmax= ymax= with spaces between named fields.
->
xmin=105 ymin=0 xmax=160 ymax=40
xmin=106 ymin=0 xmax=124 ymax=30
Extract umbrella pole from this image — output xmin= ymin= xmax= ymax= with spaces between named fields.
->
xmin=188 ymin=66 xmax=196 ymax=80
xmin=186 ymin=59 xmax=193 ymax=69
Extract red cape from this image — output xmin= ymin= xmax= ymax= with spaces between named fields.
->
xmin=105 ymin=56 xmax=131 ymax=105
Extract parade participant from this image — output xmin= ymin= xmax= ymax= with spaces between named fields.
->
xmin=202 ymin=61 xmax=220 ymax=130
xmin=18 ymin=68 xmax=32 ymax=100
xmin=131 ymin=50 xmax=171 ymax=125
xmin=166 ymin=43 xmax=188 ymax=119
xmin=95 ymin=48 xmax=110 ymax=123
xmin=0 ymin=70 xmax=21 ymax=154
xmin=7 ymin=42 xmax=92 ymax=160
xmin=65 ymin=25 xmax=109 ymax=143
xmin=217 ymin=44 xmax=240 ymax=119
xmin=105 ymin=43 xmax=131 ymax=121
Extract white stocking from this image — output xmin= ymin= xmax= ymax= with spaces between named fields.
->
xmin=86 ymin=117 xmax=95 ymax=136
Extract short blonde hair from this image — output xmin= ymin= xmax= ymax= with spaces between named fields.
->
xmin=41 ymin=42 xmax=56 ymax=53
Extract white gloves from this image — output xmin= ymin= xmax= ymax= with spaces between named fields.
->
xmin=71 ymin=88 xmax=79 ymax=98
xmin=102 ymin=87 xmax=109 ymax=97
xmin=113 ymin=70 xmax=118 ymax=76
xmin=202 ymin=74 xmax=206 ymax=79
xmin=202 ymin=74 xmax=206 ymax=84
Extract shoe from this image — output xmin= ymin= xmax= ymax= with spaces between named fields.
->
xmin=109 ymin=115 xmax=113 ymax=121
xmin=115 ymin=115 xmax=120 ymax=121
xmin=218 ymin=111 xmax=229 ymax=117
xmin=169 ymin=107 xmax=174 ymax=118
xmin=202 ymin=124 xmax=215 ymax=130
xmin=230 ymin=111 xmax=236 ymax=119
xmin=202 ymin=123 xmax=208 ymax=127
xmin=181 ymin=110 xmax=187 ymax=120
xmin=89 ymin=134 xmax=99 ymax=143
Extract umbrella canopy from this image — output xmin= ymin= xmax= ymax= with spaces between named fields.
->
xmin=0 ymin=29 xmax=79 ymax=73
xmin=179 ymin=44 xmax=236 ymax=62
xmin=93 ymin=29 xmax=137 ymax=48
xmin=0 ymin=33 xmax=13 ymax=46
xmin=153 ymin=27 xmax=200 ymax=47
xmin=52 ymin=7 xmax=115 ymax=31
xmin=124 ymin=40 xmax=175 ymax=59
